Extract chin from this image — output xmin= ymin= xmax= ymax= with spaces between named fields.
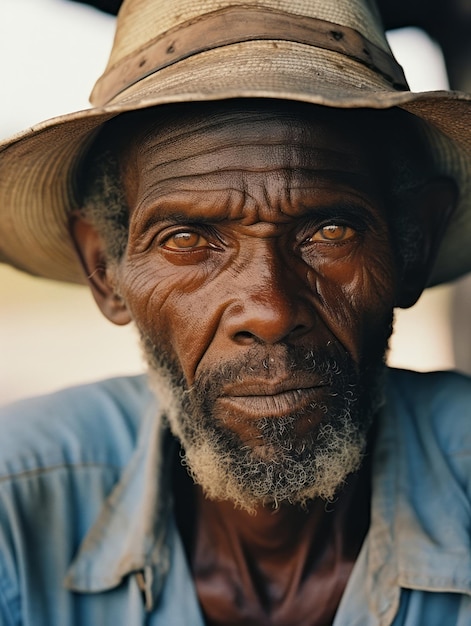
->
xmin=176 ymin=405 xmax=369 ymax=512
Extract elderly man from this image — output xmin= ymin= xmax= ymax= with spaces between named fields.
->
xmin=1 ymin=0 xmax=471 ymax=624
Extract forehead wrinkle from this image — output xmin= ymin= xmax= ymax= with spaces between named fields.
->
xmin=136 ymin=168 xmax=376 ymax=202
xmin=137 ymin=111 xmax=315 ymax=154
xmin=133 ymin=169 xmax=305 ymax=220
xmin=133 ymin=186 xmax=249 ymax=223
xmin=137 ymin=142 xmax=364 ymax=174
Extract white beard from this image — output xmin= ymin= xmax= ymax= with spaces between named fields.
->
xmin=141 ymin=335 xmax=384 ymax=513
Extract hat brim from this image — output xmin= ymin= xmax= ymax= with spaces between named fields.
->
xmin=1 ymin=40 xmax=470 ymax=285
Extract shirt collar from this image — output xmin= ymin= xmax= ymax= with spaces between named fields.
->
xmin=363 ymin=369 xmax=471 ymax=624
xmin=64 ymin=398 xmax=178 ymax=605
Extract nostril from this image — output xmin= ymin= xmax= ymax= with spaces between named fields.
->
xmin=232 ymin=330 xmax=256 ymax=345
xmin=290 ymin=323 xmax=308 ymax=339
xmin=232 ymin=323 xmax=308 ymax=345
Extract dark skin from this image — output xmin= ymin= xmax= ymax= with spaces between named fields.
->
xmin=72 ymin=103 xmax=456 ymax=625
xmin=175 ymin=458 xmax=372 ymax=625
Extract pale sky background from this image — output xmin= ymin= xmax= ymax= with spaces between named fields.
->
xmin=0 ymin=0 xmax=455 ymax=404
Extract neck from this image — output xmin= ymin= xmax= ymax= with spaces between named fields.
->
xmin=185 ymin=461 xmax=371 ymax=626
xmin=197 ymin=491 xmax=330 ymax=555
xmin=194 ymin=457 xmax=370 ymax=559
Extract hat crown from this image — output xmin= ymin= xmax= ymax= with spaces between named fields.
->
xmin=91 ymin=0 xmax=395 ymax=106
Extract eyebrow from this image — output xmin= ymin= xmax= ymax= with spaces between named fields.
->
xmin=298 ymin=202 xmax=379 ymax=226
xmin=134 ymin=201 xmax=381 ymax=241
xmin=137 ymin=208 xmax=229 ymax=230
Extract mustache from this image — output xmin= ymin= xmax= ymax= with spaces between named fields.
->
xmin=191 ymin=344 xmax=359 ymax=398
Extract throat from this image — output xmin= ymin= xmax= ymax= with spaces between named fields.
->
xmin=174 ymin=453 xmax=372 ymax=626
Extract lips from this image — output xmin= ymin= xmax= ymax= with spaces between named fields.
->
xmin=218 ymin=378 xmax=330 ymax=419
xmin=221 ymin=374 xmax=329 ymax=396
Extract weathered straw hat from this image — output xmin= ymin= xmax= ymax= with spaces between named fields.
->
xmin=1 ymin=0 xmax=470 ymax=285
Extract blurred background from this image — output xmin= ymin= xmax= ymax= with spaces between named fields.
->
xmin=0 ymin=0 xmax=470 ymax=405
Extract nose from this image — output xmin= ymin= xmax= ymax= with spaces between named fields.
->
xmin=223 ymin=246 xmax=314 ymax=345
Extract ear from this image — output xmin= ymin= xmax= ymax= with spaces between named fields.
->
xmin=69 ymin=214 xmax=132 ymax=325
xmin=395 ymin=176 xmax=458 ymax=309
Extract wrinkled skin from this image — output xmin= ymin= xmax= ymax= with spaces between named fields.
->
xmin=72 ymin=102 xmax=455 ymax=624
xmin=118 ymin=109 xmax=397 ymax=379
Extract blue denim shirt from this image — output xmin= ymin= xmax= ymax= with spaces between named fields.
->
xmin=0 ymin=369 xmax=471 ymax=625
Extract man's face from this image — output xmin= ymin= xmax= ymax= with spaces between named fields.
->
xmin=113 ymin=103 xmax=399 ymax=510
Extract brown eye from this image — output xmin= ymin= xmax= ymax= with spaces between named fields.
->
xmin=163 ymin=231 xmax=209 ymax=250
xmin=311 ymin=224 xmax=355 ymax=242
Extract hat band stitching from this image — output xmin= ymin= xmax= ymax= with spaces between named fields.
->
xmin=91 ymin=6 xmax=408 ymax=105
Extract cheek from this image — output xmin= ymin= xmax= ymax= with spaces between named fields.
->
xmin=118 ymin=255 xmax=225 ymax=381
xmin=310 ymin=243 xmax=397 ymax=361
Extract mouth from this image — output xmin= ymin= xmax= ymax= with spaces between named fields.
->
xmin=218 ymin=379 xmax=330 ymax=419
